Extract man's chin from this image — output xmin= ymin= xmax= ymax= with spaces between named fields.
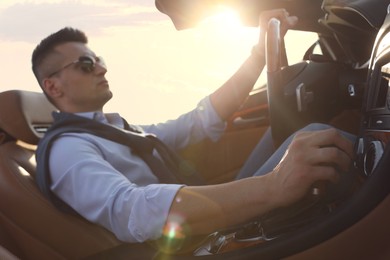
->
xmin=104 ymin=90 xmax=113 ymax=103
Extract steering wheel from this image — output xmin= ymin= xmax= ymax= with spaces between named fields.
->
xmin=266 ymin=18 xmax=289 ymax=147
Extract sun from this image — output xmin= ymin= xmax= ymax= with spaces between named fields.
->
xmin=193 ymin=6 xmax=258 ymax=51
xmin=199 ymin=7 xmax=244 ymax=31
xmin=187 ymin=6 xmax=258 ymax=68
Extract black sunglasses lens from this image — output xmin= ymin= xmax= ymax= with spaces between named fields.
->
xmin=78 ymin=56 xmax=95 ymax=73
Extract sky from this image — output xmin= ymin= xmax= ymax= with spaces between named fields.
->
xmin=0 ymin=0 xmax=316 ymax=124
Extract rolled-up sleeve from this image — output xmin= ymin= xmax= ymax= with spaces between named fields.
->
xmin=49 ymin=134 xmax=184 ymax=243
xmin=125 ymin=184 xmax=182 ymax=242
xmin=142 ymin=96 xmax=226 ymax=149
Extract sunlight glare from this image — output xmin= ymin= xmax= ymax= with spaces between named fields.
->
xmin=198 ymin=7 xmax=243 ymax=33
xmin=193 ymin=6 xmax=257 ymax=54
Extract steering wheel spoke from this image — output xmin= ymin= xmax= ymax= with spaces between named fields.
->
xmin=266 ymin=18 xmax=289 ymax=146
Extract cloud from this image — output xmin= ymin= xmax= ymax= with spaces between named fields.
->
xmin=0 ymin=1 xmax=169 ymax=43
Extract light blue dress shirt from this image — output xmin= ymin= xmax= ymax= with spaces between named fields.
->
xmin=48 ymin=96 xmax=225 ymax=242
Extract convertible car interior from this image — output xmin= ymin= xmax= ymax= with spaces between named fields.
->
xmin=1 ymin=0 xmax=390 ymax=259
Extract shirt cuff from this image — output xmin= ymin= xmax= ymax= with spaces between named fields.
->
xmin=127 ymin=184 xmax=184 ymax=242
xmin=197 ymin=96 xmax=226 ymax=142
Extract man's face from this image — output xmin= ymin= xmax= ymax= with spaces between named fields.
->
xmin=45 ymin=42 xmax=113 ymax=112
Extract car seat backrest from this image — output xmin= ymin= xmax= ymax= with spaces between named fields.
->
xmin=0 ymin=90 xmax=54 ymax=145
xmin=0 ymin=90 xmax=122 ymax=260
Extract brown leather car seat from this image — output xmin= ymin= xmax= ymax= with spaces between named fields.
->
xmin=0 ymin=90 xmax=122 ymax=260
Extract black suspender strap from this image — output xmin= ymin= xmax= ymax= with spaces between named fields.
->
xmin=35 ymin=112 xmax=204 ymax=211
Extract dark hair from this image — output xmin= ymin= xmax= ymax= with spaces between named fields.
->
xmin=32 ymin=27 xmax=88 ymax=86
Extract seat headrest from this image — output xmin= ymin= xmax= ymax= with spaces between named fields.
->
xmin=0 ymin=90 xmax=56 ymax=145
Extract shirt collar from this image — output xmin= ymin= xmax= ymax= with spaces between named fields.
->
xmin=75 ymin=111 xmax=124 ymax=128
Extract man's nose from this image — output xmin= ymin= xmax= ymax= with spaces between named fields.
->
xmin=95 ymin=62 xmax=107 ymax=74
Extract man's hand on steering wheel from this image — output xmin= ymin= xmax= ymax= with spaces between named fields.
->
xmin=254 ymin=9 xmax=298 ymax=56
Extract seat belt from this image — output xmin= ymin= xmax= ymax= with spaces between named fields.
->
xmin=35 ymin=112 xmax=204 ymax=211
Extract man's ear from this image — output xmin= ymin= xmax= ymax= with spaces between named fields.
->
xmin=42 ymin=77 xmax=62 ymax=99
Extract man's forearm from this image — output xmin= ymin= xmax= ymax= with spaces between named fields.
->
xmin=166 ymin=174 xmax=274 ymax=236
xmin=209 ymin=51 xmax=265 ymax=121
xmin=165 ymin=128 xmax=355 ymax=237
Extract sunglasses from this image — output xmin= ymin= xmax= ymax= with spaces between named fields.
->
xmin=48 ymin=55 xmax=105 ymax=78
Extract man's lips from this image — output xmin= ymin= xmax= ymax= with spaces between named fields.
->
xmin=98 ymin=80 xmax=109 ymax=86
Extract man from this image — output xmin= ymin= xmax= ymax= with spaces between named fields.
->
xmin=32 ymin=9 xmax=354 ymax=243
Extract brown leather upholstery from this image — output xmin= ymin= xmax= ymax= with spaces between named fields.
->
xmin=286 ymin=194 xmax=390 ymax=259
xmin=0 ymin=245 xmax=19 ymax=260
xmin=0 ymin=90 xmax=122 ymax=259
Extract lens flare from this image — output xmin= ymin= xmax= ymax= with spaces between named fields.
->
xmin=165 ymin=221 xmax=185 ymax=240
xmin=156 ymin=213 xmax=190 ymax=254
